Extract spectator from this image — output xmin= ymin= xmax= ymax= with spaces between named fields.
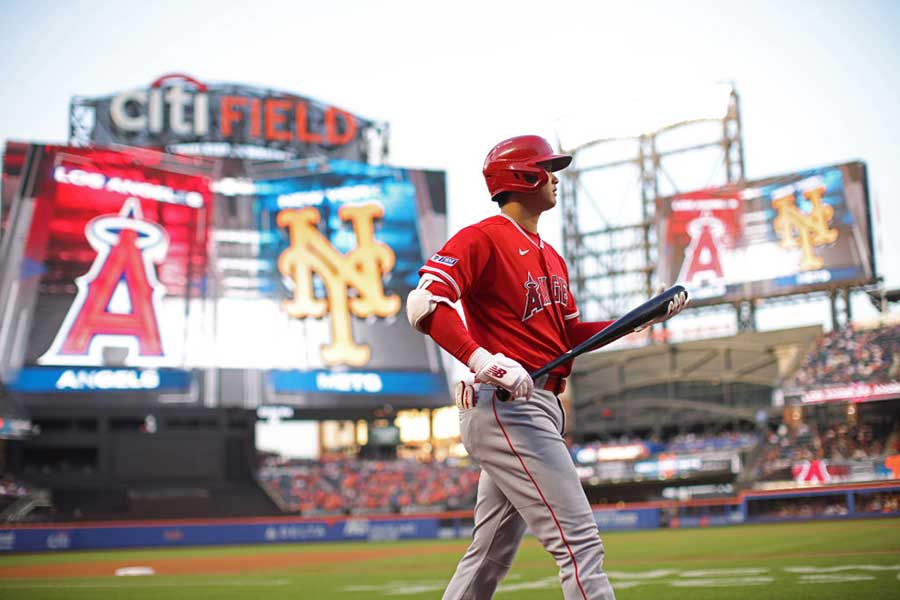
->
xmin=258 ymin=457 xmax=480 ymax=515
xmin=787 ymin=324 xmax=900 ymax=389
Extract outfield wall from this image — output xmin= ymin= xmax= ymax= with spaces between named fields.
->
xmin=1 ymin=482 xmax=898 ymax=553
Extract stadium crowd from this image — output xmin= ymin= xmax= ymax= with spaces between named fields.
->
xmin=757 ymin=421 xmax=899 ymax=479
xmin=857 ymin=491 xmax=900 ymax=513
xmin=570 ymin=431 xmax=759 ymax=464
xmin=752 ymin=496 xmax=850 ymax=519
xmin=787 ymin=323 xmax=900 ymax=389
xmin=258 ymin=456 xmax=480 ymax=515
xmin=0 ymin=473 xmax=38 ymax=516
xmin=0 ymin=475 xmax=30 ymax=498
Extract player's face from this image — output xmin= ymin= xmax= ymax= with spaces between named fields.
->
xmin=535 ymin=165 xmax=559 ymax=211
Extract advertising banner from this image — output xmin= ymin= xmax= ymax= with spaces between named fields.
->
xmin=593 ymin=508 xmax=660 ymax=530
xmin=69 ymin=73 xmax=384 ymax=162
xmin=656 ymin=162 xmax=874 ymax=304
xmin=0 ymin=516 xmax=439 ymax=552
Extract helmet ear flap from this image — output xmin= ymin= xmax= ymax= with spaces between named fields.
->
xmin=518 ymin=166 xmax=549 ymax=189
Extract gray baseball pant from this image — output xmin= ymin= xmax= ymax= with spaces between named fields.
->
xmin=443 ymin=384 xmax=616 ymax=600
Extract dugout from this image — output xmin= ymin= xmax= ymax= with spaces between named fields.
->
xmin=4 ymin=404 xmax=279 ymax=520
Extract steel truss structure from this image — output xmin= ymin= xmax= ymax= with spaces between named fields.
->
xmin=558 ymin=85 xmax=882 ymax=333
xmin=558 ymin=86 xmax=745 ymax=324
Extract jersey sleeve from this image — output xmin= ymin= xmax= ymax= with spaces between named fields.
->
xmin=419 ymin=303 xmax=480 ymax=366
xmin=418 ymin=226 xmax=491 ymax=301
xmin=566 ymin=317 xmax=616 ymax=347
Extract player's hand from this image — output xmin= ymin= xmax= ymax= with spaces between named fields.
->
xmin=468 ymin=349 xmax=534 ymax=400
xmin=453 ymin=380 xmax=476 ymax=410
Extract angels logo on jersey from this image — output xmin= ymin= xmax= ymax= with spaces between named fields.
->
xmin=522 ymin=272 xmax=568 ymax=321
xmin=38 ymin=197 xmax=170 ymax=366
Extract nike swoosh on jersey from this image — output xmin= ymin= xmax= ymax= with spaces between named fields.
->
xmin=518 ymin=248 xmax=530 ymax=255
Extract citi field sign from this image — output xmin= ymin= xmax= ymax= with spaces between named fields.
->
xmin=70 ymin=73 xmax=383 ymax=160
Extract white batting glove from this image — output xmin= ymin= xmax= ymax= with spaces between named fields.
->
xmin=635 ymin=287 xmax=690 ymax=332
xmin=467 ymin=348 xmax=534 ymax=400
xmin=453 ymin=380 xmax=476 ymax=410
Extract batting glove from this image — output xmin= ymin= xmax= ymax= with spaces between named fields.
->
xmin=453 ymin=380 xmax=476 ymax=410
xmin=467 ymin=348 xmax=534 ymax=400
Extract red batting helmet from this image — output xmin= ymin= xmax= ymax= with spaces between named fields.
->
xmin=482 ymin=135 xmax=571 ymax=200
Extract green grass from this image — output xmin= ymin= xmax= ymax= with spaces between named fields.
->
xmin=1 ymin=518 xmax=899 ymax=599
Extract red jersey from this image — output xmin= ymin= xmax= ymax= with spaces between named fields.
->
xmin=419 ymin=214 xmax=580 ymax=376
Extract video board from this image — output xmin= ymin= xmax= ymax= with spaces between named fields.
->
xmin=0 ymin=144 xmax=448 ymax=408
xmin=0 ymin=144 xmax=214 ymax=376
xmin=655 ymin=162 xmax=874 ymax=304
xmin=231 ymin=160 xmax=448 ymax=404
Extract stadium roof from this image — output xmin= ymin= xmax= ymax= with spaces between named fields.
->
xmin=569 ymin=325 xmax=823 ymax=435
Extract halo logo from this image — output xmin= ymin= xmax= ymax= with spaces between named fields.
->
xmin=38 ymin=198 xmax=169 ymax=366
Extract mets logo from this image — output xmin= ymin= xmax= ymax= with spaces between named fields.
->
xmin=772 ymin=184 xmax=838 ymax=271
xmin=277 ymin=203 xmax=400 ymax=367
xmin=39 ymin=197 xmax=169 ymax=366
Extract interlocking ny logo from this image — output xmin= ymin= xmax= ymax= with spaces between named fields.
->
xmin=277 ymin=203 xmax=400 ymax=366
xmin=772 ymin=185 xmax=838 ymax=271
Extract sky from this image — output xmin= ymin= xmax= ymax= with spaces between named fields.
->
xmin=2 ymin=0 xmax=899 ymax=334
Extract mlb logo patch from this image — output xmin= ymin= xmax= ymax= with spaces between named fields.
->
xmin=430 ymin=253 xmax=458 ymax=266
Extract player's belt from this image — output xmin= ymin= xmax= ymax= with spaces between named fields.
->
xmin=541 ymin=374 xmax=567 ymax=395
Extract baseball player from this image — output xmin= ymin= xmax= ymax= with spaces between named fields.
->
xmin=406 ymin=135 xmax=687 ymax=600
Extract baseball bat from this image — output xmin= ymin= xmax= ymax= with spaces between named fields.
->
xmin=495 ymin=285 xmax=688 ymax=400
xmin=532 ymin=285 xmax=688 ymax=380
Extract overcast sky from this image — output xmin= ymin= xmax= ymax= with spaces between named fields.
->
xmin=2 ymin=0 xmax=899 ymax=329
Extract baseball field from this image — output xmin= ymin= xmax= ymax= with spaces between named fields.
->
xmin=0 ymin=518 xmax=898 ymax=599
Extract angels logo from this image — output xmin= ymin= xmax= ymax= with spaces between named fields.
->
xmin=522 ymin=272 xmax=568 ymax=321
xmin=38 ymin=198 xmax=170 ymax=366
xmin=678 ymin=212 xmax=727 ymax=297
xmin=792 ymin=459 xmax=832 ymax=484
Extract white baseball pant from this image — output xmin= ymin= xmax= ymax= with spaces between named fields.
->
xmin=443 ymin=384 xmax=616 ymax=600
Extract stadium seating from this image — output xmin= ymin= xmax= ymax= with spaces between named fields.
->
xmin=786 ymin=323 xmax=900 ymax=389
xmin=755 ymin=421 xmax=899 ymax=479
xmin=258 ymin=457 xmax=480 ymax=515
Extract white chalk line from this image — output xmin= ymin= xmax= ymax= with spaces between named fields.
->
xmin=785 ymin=564 xmax=900 ymax=573
xmin=670 ymin=576 xmax=775 ymax=587
xmin=605 ymin=569 xmax=675 ymax=579
xmin=0 ymin=578 xmax=291 ymax=589
xmin=353 ymin=562 xmax=900 ymax=595
xmin=798 ymin=574 xmax=877 ymax=584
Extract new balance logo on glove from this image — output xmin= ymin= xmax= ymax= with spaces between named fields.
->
xmin=485 ymin=366 xmax=508 ymax=378
xmin=468 ymin=348 xmax=535 ymax=401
